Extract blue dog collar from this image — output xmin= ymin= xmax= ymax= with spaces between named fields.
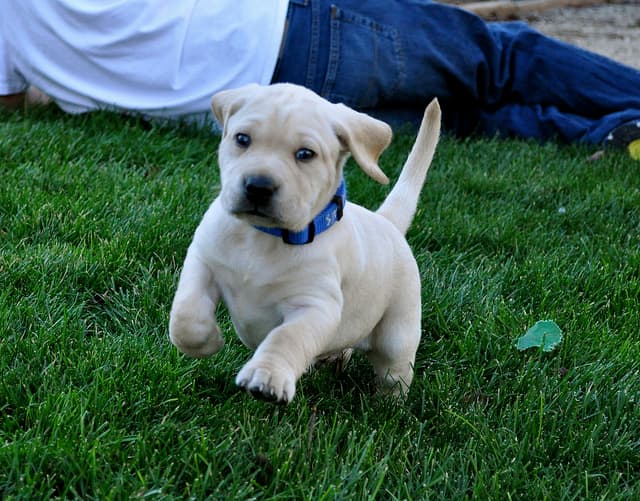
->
xmin=253 ymin=179 xmax=346 ymax=245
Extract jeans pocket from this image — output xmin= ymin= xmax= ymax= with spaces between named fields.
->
xmin=322 ymin=6 xmax=404 ymax=109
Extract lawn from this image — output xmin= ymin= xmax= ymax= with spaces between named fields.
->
xmin=1 ymin=107 xmax=639 ymax=499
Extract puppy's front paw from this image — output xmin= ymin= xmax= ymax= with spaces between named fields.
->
xmin=236 ymin=361 xmax=296 ymax=404
xmin=169 ymin=298 xmax=224 ymax=358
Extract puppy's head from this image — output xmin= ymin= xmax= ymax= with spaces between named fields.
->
xmin=211 ymin=83 xmax=392 ymax=231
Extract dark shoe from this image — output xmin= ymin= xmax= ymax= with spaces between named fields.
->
xmin=604 ymin=120 xmax=640 ymax=160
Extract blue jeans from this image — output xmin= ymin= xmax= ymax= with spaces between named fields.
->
xmin=272 ymin=0 xmax=640 ymax=145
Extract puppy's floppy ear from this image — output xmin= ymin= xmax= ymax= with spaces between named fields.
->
xmin=332 ymin=104 xmax=392 ymax=185
xmin=211 ymin=83 xmax=261 ymax=135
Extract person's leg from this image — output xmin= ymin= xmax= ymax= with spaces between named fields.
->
xmin=447 ymin=103 xmax=640 ymax=146
xmin=274 ymin=0 xmax=640 ymax=145
xmin=477 ymin=21 xmax=640 ymax=144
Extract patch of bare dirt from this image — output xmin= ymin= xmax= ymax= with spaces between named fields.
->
xmin=527 ymin=2 xmax=640 ymax=69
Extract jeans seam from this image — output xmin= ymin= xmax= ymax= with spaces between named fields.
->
xmin=321 ymin=6 xmax=340 ymax=98
xmin=392 ymin=28 xmax=405 ymax=102
xmin=305 ymin=0 xmax=320 ymax=88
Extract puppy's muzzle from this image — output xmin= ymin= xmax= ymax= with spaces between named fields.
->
xmin=244 ymin=175 xmax=279 ymax=207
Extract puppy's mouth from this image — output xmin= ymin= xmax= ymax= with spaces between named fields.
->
xmin=238 ymin=206 xmax=269 ymax=218
xmin=228 ymin=203 xmax=283 ymax=226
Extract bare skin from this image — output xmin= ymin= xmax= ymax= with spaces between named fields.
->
xmin=0 ymin=87 xmax=51 ymax=110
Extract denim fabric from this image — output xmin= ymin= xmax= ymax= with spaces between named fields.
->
xmin=272 ymin=0 xmax=640 ymax=145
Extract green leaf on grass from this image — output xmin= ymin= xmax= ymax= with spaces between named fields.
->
xmin=516 ymin=320 xmax=563 ymax=352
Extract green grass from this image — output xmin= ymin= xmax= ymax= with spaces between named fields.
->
xmin=1 ymin=107 xmax=639 ymax=499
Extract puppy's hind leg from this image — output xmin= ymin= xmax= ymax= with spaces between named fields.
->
xmin=366 ymin=297 xmax=422 ymax=398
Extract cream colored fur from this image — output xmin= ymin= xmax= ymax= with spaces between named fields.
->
xmin=169 ymin=83 xmax=441 ymax=404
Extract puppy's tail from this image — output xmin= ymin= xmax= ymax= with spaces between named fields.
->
xmin=377 ymin=99 xmax=441 ymax=235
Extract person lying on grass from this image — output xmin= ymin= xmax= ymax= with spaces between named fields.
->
xmin=1 ymin=0 xmax=639 ymax=159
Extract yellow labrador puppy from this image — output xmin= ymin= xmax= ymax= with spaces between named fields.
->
xmin=169 ymin=83 xmax=441 ymax=404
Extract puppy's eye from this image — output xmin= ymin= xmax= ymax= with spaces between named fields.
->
xmin=235 ymin=133 xmax=251 ymax=148
xmin=295 ymin=148 xmax=315 ymax=162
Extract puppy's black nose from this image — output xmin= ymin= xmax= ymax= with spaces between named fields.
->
xmin=244 ymin=175 xmax=277 ymax=206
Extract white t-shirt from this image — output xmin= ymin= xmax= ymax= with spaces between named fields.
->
xmin=0 ymin=0 xmax=289 ymax=122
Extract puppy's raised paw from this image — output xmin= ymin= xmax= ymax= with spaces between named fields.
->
xmin=236 ymin=363 xmax=296 ymax=404
xmin=169 ymin=301 xmax=224 ymax=358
